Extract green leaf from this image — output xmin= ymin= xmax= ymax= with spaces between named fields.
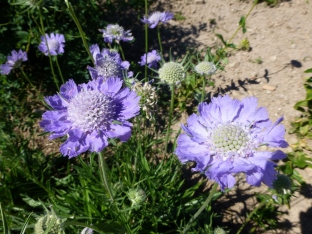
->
xmin=239 ymin=16 xmax=246 ymax=34
xmin=283 ymin=161 xmax=293 ymax=175
xmin=0 ymin=203 xmax=9 ymax=234
xmin=299 ymin=125 xmax=310 ymax=136
xmin=304 ymin=68 xmax=312 ymax=73
xmin=20 ymin=212 xmax=33 ymax=234
xmin=215 ymin=34 xmax=227 ymax=46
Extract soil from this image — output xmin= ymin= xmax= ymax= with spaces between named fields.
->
xmin=151 ymin=0 xmax=312 ymax=233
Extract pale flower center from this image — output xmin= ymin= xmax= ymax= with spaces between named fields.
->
xmin=212 ymin=124 xmax=249 ymax=154
xmin=96 ymin=57 xmax=120 ymax=78
xmin=67 ymin=90 xmax=116 ymax=132
xmin=149 ymin=12 xmax=163 ymax=23
xmin=47 ymin=39 xmax=60 ymax=51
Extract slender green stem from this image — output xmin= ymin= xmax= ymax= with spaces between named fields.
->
xmin=182 ymin=183 xmax=218 ymax=234
xmin=19 ymin=68 xmax=34 ymax=88
xmin=236 ymin=200 xmax=268 ymax=234
xmin=98 ymin=151 xmax=114 ymax=202
xmin=164 ymin=85 xmax=175 ymax=157
xmin=65 ymin=0 xmax=94 ymax=65
xmin=144 ymin=0 xmax=149 ymax=80
xmin=38 ymin=8 xmax=59 ymax=90
xmin=118 ymin=44 xmax=126 ymax=61
xmin=157 ymin=25 xmax=163 ymax=55
xmin=98 ymin=152 xmax=132 ymax=233
xmin=48 ymin=57 xmax=59 ymax=90
xmin=227 ymin=0 xmax=258 ymax=45
xmin=55 ymin=57 xmax=65 ymax=84
xmin=201 ymin=76 xmax=206 ymax=103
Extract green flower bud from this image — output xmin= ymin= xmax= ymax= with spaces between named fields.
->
xmin=195 ymin=61 xmax=217 ymax=76
xmin=214 ymin=227 xmax=226 ymax=234
xmin=273 ymin=174 xmax=292 ymax=193
xmin=158 ymin=62 xmax=185 ymax=85
xmin=34 ymin=207 xmax=65 ymax=234
xmin=127 ymin=188 xmax=146 ymax=206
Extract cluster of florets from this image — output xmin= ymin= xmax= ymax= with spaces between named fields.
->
xmin=34 ymin=208 xmax=65 ymax=234
xmin=99 ymin=24 xmax=133 ymax=44
xmin=158 ymin=62 xmax=185 ymax=85
xmin=132 ymin=80 xmax=158 ymax=119
xmin=195 ymin=61 xmax=217 ymax=76
xmin=127 ymin=188 xmax=147 ymax=207
xmin=87 ymin=44 xmax=132 ymax=80
xmin=38 ymin=33 xmax=65 ymax=56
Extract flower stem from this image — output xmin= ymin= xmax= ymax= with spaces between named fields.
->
xmin=157 ymin=25 xmax=163 ymax=55
xmin=98 ymin=152 xmax=132 ymax=233
xmin=164 ymin=85 xmax=175 ymax=157
xmin=144 ymin=0 xmax=149 ymax=80
xmin=98 ymin=152 xmax=114 ymax=202
xmin=182 ymin=183 xmax=218 ymax=234
xmin=65 ymin=0 xmax=94 ymax=65
xmin=19 ymin=67 xmax=34 ymax=88
xmin=118 ymin=44 xmax=126 ymax=61
xmin=236 ymin=200 xmax=268 ymax=234
xmin=55 ymin=57 xmax=65 ymax=85
xmin=227 ymin=0 xmax=258 ymax=45
xmin=201 ymin=76 xmax=206 ymax=103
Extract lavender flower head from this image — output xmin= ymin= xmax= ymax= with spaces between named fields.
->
xmin=38 ymin=33 xmax=65 ymax=56
xmin=40 ymin=77 xmax=140 ymax=158
xmin=138 ymin=50 xmax=161 ymax=69
xmin=87 ymin=44 xmax=132 ymax=80
xmin=0 ymin=50 xmax=27 ymax=75
xmin=175 ymin=95 xmax=288 ymax=190
xmin=99 ymin=24 xmax=133 ymax=44
xmin=141 ymin=11 xmax=174 ymax=28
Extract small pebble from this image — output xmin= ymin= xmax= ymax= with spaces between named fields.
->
xmin=262 ymin=84 xmax=276 ymax=91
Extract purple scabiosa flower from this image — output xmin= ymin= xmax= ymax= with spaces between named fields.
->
xmin=0 ymin=50 xmax=27 ymax=75
xmin=38 ymin=33 xmax=65 ymax=56
xmin=99 ymin=24 xmax=133 ymax=44
xmin=87 ymin=44 xmax=132 ymax=80
xmin=141 ymin=11 xmax=174 ymax=28
xmin=138 ymin=50 xmax=161 ymax=69
xmin=175 ymin=95 xmax=288 ymax=190
xmin=40 ymin=77 xmax=140 ymax=158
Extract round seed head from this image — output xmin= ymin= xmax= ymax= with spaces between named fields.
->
xmin=158 ymin=62 xmax=185 ymax=85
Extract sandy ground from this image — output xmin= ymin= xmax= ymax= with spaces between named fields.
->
xmin=154 ymin=0 xmax=312 ymax=233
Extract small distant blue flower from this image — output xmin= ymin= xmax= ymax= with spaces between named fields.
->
xmin=141 ymin=11 xmax=174 ymax=28
xmin=0 ymin=49 xmax=27 ymax=75
xmin=138 ymin=50 xmax=161 ymax=69
xmin=99 ymin=24 xmax=133 ymax=44
xmin=87 ymin=44 xmax=132 ymax=80
xmin=175 ymin=95 xmax=288 ymax=190
xmin=81 ymin=227 xmax=93 ymax=234
xmin=38 ymin=33 xmax=65 ymax=56
xmin=40 ymin=77 xmax=140 ymax=158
